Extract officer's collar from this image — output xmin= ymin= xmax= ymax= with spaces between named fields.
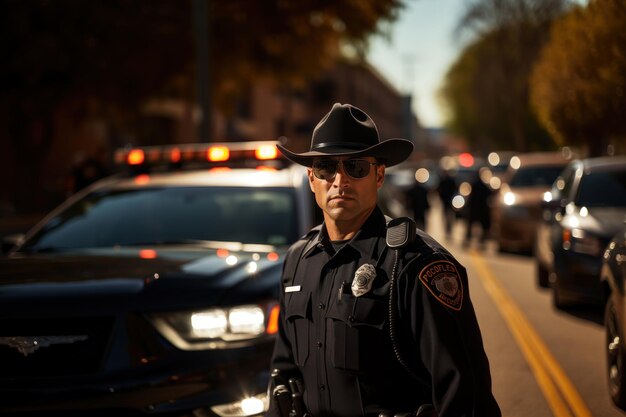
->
xmin=303 ymin=207 xmax=385 ymax=259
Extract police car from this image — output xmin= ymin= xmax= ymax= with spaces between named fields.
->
xmin=0 ymin=141 xmax=319 ymax=416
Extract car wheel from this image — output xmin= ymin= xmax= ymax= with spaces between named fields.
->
xmin=552 ymin=276 xmax=571 ymax=310
xmin=497 ymin=237 xmax=509 ymax=254
xmin=536 ymin=261 xmax=550 ymax=288
xmin=606 ymin=297 xmax=626 ymax=410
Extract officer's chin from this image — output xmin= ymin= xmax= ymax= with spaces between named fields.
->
xmin=324 ymin=206 xmax=352 ymax=219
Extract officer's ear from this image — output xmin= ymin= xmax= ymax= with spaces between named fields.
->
xmin=376 ymin=164 xmax=385 ymax=189
xmin=307 ymin=168 xmax=316 ymax=191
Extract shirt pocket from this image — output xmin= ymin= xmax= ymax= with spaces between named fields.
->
xmin=285 ymin=291 xmax=312 ymax=367
xmin=326 ymin=296 xmax=387 ymax=372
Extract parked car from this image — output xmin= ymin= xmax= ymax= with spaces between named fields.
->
xmin=486 ymin=150 xmax=516 ymax=190
xmin=0 ymin=142 xmax=317 ymax=417
xmin=537 ymin=156 xmax=626 ymax=307
xmin=493 ymin=152 xmax=570 ymax=253
xmin=601 ymin=219 xmax=626 ymax=410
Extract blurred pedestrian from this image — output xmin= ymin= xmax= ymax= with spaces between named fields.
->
xmin=405 ymin=175 xmax=430 ymax=230
xmin=464 ymin=168 xmax=493 ymax=247
xmin=436 ymin=170 xmax=456 ymax=237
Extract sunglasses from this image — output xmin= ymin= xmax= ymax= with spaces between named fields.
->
xmin=312 ymin=159 xmax=379 ymax=181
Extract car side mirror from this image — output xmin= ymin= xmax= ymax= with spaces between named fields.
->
xmin=1 ymin=233 xmax=24 ymax=254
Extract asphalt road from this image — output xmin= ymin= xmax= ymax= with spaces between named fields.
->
xmin=423 ymin=196 xmax=625 ymax=417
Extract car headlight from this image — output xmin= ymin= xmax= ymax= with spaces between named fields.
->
xmin=543 ymin=191 xmax=553 ymax=202
xmin=211 ymin=393 xmax=268 ymax=417
xmin=503 ymin=192 xmax=516 ymax=206
xmin=191 ymin=310 xmax=228 ymax=338
xmin=227 ymin=306 xmax=266 ymax=335
xmin=489 ymin=176 xmax=501 ymax=190
xmin=459 ymin=182 xmax=472 ymax=197
xmin=452 ymin=195 xmax=465 ymax=210
xmin=150 ymin=303 xmax=279 ymax=350
xmin=562 ymin=228 xmax=603 ymax=256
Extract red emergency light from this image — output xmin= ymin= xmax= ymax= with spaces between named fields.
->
xmin=255 ymin=145 xmax=278 ymax=160
xmin=459 ymin=152 xmax=474 ymax=168
xmin=127 ymin=149 xmax=145 ymax=165
xmin=207 ymin=146 xmax=230 ymax=162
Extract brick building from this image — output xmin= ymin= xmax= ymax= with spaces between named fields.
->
xmin=0 ymin=59 xmax=424 ymax=216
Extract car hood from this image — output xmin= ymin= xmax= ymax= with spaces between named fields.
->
xmin=564 ymin=207 xmax=626 ymax=237
xmin=0 ymin=246 xmax=285 ymax=313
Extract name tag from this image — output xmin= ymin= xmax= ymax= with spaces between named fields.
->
xmin=285 ymin=285 xmax=301 ymax=293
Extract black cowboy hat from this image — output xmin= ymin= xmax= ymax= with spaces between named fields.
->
xmin=276 ymin=103 xmax=414 ymax=167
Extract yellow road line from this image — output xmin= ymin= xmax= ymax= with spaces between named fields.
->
xmin=469 ymin=249 xmax=592 ymax=417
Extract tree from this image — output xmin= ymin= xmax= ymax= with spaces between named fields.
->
xmin=456 ymin=0 xmax=571 ymax=39
xmin=530 ymin=0 xmax=626 ymax=156
xmin=0 ymin=0 xmax=403 ymax=211
xmin=1 ymin=0 xmax=403 ymax=121
xmin=439 ymin=0 xmax=571 ymax=152
xmin=439 ymin=38 xmax=486 ymax=148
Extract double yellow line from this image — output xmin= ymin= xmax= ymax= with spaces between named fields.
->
xmin=469 ymin=249 xmax=592 ymax=417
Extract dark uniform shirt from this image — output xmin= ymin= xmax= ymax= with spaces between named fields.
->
xmin=269 ymin=207 xmax=501 ymax=417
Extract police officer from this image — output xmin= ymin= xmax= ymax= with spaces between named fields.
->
xmin=269 ymin=103 xmax=501 ymax=417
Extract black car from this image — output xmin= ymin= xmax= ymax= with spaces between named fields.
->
xmin=602 ymin=219 xmax=626 ymax=410
xmin=536 ymin=156 xmax=626 ymax=308
xmin=0 ymin=142 xmax=317 ymax=416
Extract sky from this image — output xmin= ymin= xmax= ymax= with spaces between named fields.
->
xmin=366 ymin=0 xmax=471 ymax=129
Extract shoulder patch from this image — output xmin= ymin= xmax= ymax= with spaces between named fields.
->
xmin=418 ymin=260 xmax=463 ymax=311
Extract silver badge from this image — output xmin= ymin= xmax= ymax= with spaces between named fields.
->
xmin=351 ymin=263 xmax=376 ymax=297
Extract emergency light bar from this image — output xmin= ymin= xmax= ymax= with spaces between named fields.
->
xmin=114 ymin=141 xmax=286 ymax=171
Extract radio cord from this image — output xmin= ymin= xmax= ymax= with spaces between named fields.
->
xmin=389 ymin=248 xmax=420 ymax=380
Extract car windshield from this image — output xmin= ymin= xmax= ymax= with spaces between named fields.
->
xmin=509 ymin=166 xmax=564 ymax=187
xmin=576 ymin=169 xmax=626 ymax=207
xmin=20 ymin=186 xmax=299 ymax=252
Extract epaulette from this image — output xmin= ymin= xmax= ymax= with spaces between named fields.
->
xmin=386 ymin=217 xmax=416 ymax=249
xmin=384 ymin=216 xmax=432 ymax=256
xmin=282 ymin=224 xmax=322 ymax=286
xmin=301 ymin=224 xmax=322 ymax=240
xmin=287 ymin=224 xmax=321 ymax=253
xmin=299 ymin=224 xmax=322 ymax=255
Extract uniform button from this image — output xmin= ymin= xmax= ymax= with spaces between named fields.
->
xmin=320 ymin=385 xmax=326 ymax=391
xmin=349 ymin=315 xmax=355 ymax=322
xmin=316 ymin=341 xmax=323 ymax=348
xmin=318 ymin=302 xmax=325 ymax=309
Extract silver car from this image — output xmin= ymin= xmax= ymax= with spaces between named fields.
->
xmin=493 ymin=152 xmax=570 ymax=253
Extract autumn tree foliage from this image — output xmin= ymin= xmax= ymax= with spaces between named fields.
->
xmin=439 ymin=0 xmax=571 ymax=152
xmin=2 ymin=0 xmax=403 ymax=125
xmin=440 ymin=29 xmax=554 ymax=152
xmin=530 ymin=0 xmax=626 ymax=156
xmin=0 ymin=0 xmax=403 ymax=211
